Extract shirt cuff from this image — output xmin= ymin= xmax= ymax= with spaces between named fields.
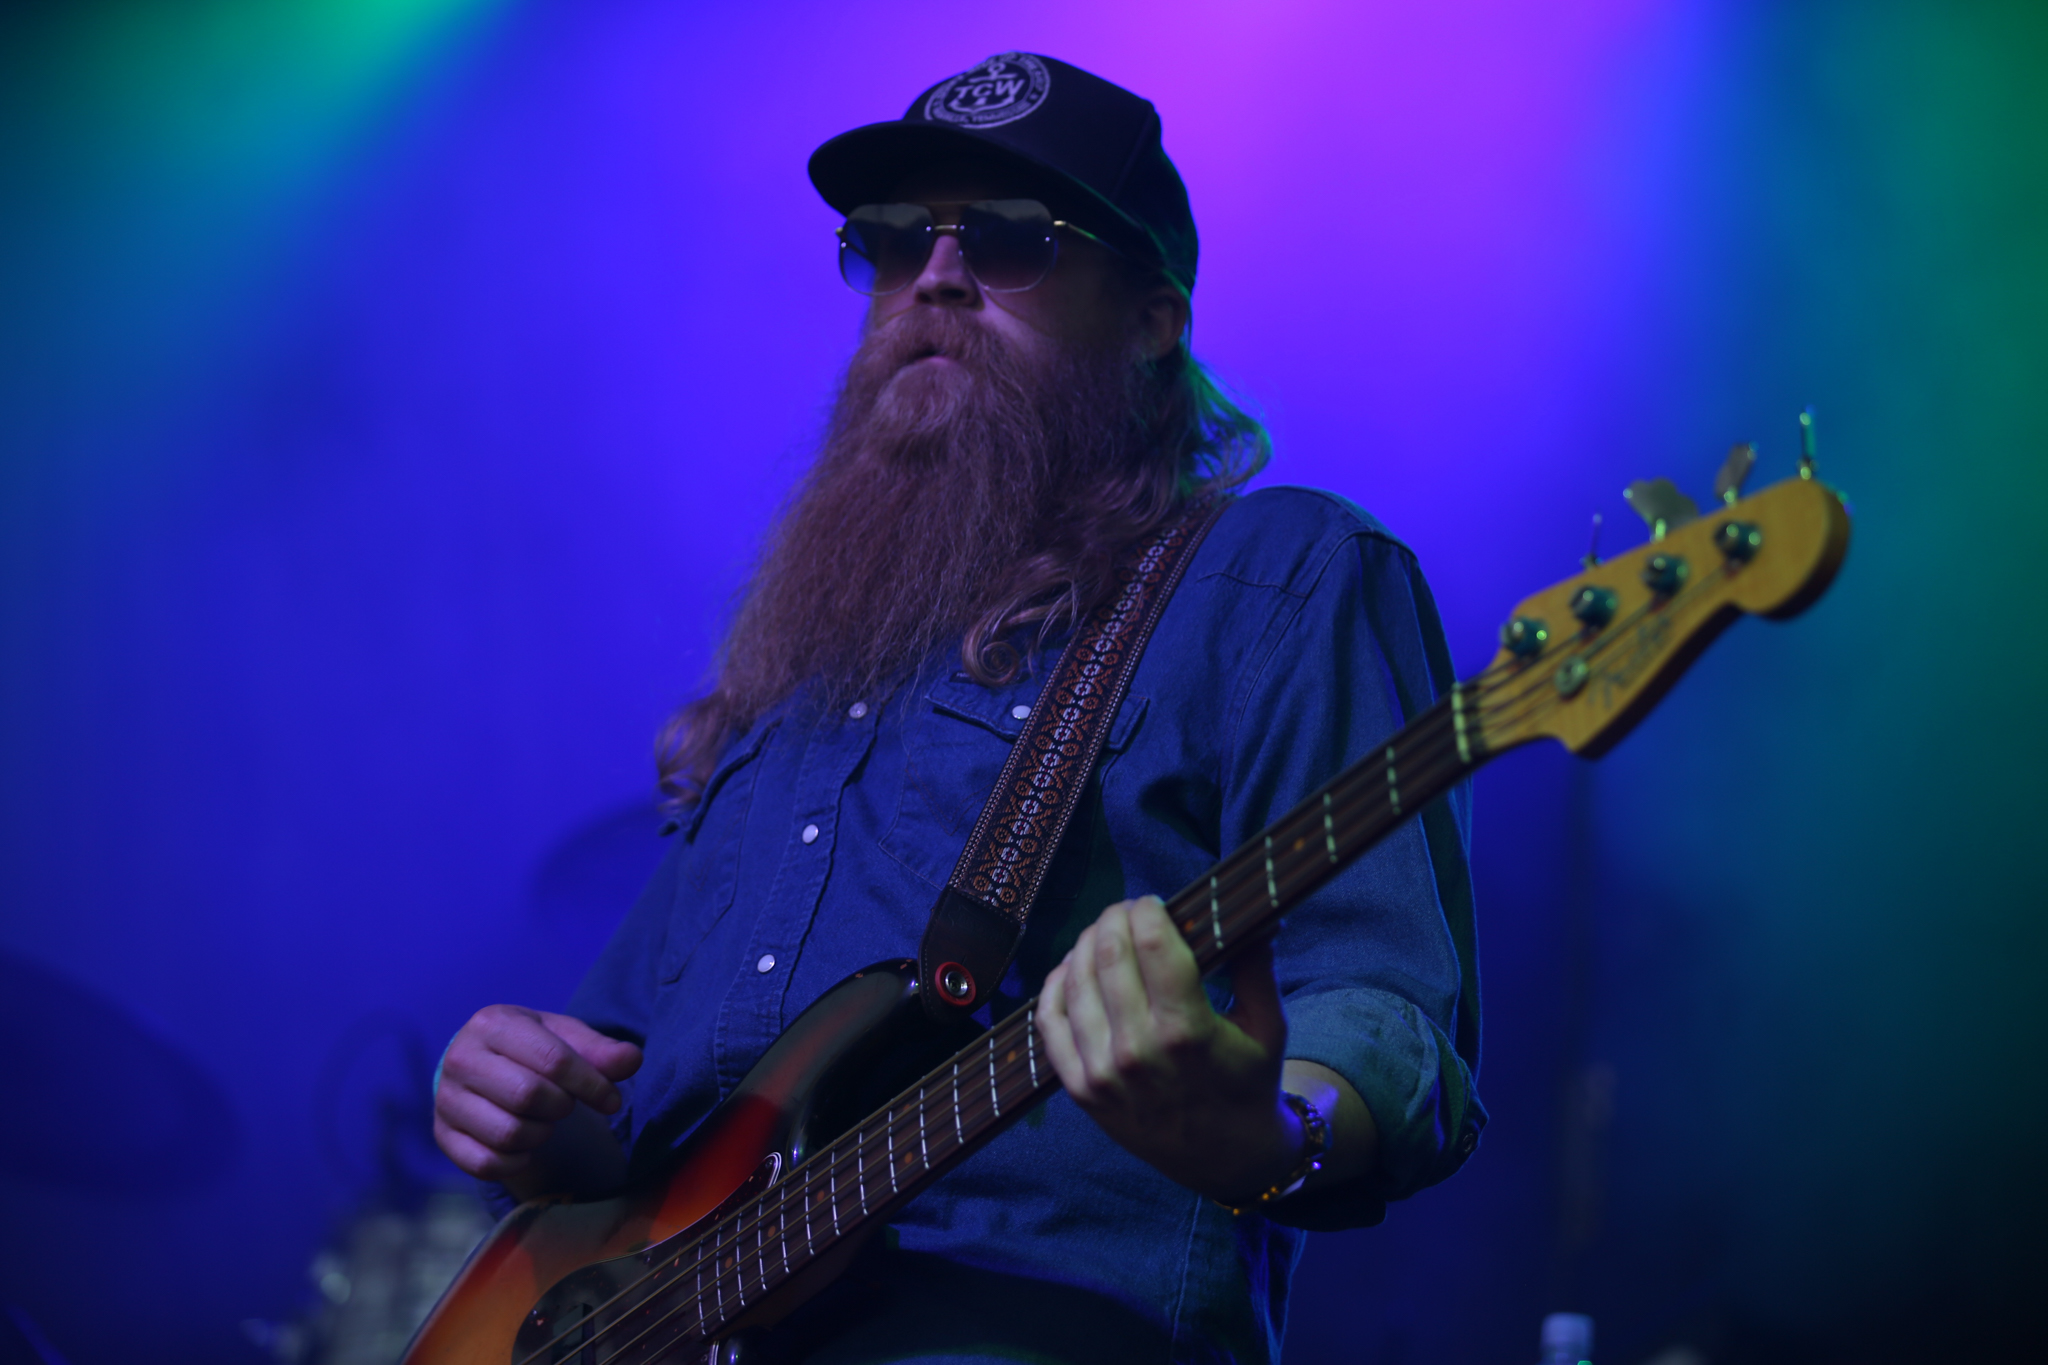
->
xmin=1270 ymin=984 xmax=1486 ymax=1231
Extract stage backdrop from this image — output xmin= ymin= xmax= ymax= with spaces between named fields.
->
xmin=2 ymin=1 xmax=2043 ymax=1361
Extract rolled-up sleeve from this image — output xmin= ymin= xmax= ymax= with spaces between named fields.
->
xmin=1221 ymin=524 xmax=1483 ymax=1231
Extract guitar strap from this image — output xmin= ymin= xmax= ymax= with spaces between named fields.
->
xmin=917 ymin=497 xmax=1226 ymax=1023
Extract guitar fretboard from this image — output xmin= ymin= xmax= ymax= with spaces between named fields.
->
xmin=533 ymin=684 xmax=1489 ymax=1363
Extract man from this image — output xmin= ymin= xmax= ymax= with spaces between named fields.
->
xmin=432 ymin=54 xmax=1481 ymax=1363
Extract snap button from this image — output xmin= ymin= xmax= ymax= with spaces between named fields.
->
xmin=848 ymin=701 xmax=868 ymax=720
xmin=756 ymin=954 xmax=776 ymax=974
xmin=1010 ymin=704 xmax=1031 ymax=721
xmin=801 ymin=823 xmax=820 ymax=844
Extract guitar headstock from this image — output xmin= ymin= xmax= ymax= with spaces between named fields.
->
xmin=1472 ymin=474 xmax=1851 ymax=759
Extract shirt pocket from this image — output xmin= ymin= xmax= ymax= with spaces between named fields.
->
xmin=660 ymin=724 xmax=773 ymax=984
xmin=880 ymin=673 xmax=1149 ymax=891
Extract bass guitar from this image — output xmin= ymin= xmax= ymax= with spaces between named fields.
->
xmin=403 ymin=462 xmax=1851 ymax=1365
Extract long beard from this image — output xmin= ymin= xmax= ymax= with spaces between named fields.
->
xmin=711 ymin=307 xmax=1150 ymax=721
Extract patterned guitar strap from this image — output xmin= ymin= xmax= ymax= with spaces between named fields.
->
xmin=917 ymin=497 xmax=1227 ymax=1023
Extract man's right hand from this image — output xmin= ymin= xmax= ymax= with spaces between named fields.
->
xmin=431 ymin=1004 xmax=644 ymax=1189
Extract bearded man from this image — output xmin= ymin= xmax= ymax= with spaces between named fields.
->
xmin=431 ymin=55 xmax=1482 ymax=1364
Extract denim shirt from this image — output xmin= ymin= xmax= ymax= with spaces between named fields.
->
xmin=567 ymin=487 xmax=1483 ymax=1365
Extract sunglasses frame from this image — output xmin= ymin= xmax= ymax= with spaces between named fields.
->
xmin=835 ymin=199 xmax=1115 ymax=297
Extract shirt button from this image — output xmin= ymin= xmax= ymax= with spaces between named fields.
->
xmin=1010 ymin=704 xmax=1031 ymax=720
xmin=756 ymin=954 xmax=776 ymax=973
xmin=801 ymin=823 xmax=820 ymax=844
xmin=848 ymin=701 xmax=868 ymax=720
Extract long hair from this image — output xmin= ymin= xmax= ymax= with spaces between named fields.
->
xmin=655 ymin=306 xmax=1268 ymax=810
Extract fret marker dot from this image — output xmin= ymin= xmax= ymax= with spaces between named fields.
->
xmin=756 ymin=954 xmax=776 ymax=973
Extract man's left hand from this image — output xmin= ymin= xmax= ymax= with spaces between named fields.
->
xmin=1038 ymin=895 xmax=1312 ymax=1205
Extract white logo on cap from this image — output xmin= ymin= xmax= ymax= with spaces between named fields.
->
xmin=924 ymin=54 xmax=1051 ymax=129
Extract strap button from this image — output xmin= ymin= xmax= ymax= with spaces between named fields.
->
xmin=934 ymin=962 xmax=977 ymax=1005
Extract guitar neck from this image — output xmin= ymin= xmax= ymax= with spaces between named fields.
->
xmin=1165 ymin=681 xmax=1482 ymax=974
xmin=660 ymin=683 xmax=1488 ymax=1346
xmin=471 ymin=474 xmax=1846 ymax=1365
xmin=747 ymin=469 xmax=1852 ymax=1276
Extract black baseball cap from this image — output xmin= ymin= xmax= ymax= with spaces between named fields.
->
xmin=808 ymin=54 xmax=1198 ymax=295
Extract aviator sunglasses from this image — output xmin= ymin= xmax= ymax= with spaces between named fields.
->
xmin=836 ymin=199 xmax=1114 ymax=296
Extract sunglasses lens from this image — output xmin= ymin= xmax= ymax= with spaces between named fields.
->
xmin=959 ymin=200 xmax=1058 ymax=292
xmin=839 ymin=204 xmax=933 ymax=295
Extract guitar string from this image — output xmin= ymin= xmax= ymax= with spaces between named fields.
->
xmin=577 ymin=753 xmax=1484 ymax=1365
xmin=577 ymin=741 xmax=1480 ymax=1359
xmin=538 ymin=644 xmax=1685 ymax=1362
xmin=532 ymin=700 xmax=1494 ymax=1365
xmin=571 ymin=1024 xmax=1056 ymax=1365
xmin=666 ymin=560 xmax=1749 ymax=1332
xmin=1427 ymin=561 xmax=1729 ymax=751
xmin=552 ymin=568 xmax=1719 ymax=1361
xmin=505 ymin=577 xmax=1220 ymax=1365
xmin=631 ymin=802 xmax=1424 ymax=1357
xmin=1220 ymin=551 xmax=1732 ymax=849
xmin=1467 ymin=562 xmax=1736 ymax=741
xmin=600 ymin=982 xmax=1149 ymax=1365
xmin=580 ymin=682 xmax=1510 ymax=1354
xmin=512 ymin=995 xmax=1076 ymax=1355
xmin=564 ymin=791 xmax=1406 ymax=1365
xmin=676 ymin=588 xmax=1717 ymax=1308
xmin=533 ymin=970 xmax=1106 ymax=1365
xmin=663 ymin=709 xmax=1495 ymax=1309
xmin=1419 ymin=548 xmax=1735 ymax=741
xmin=529 ymin=989 xmax=1061 ymax=1364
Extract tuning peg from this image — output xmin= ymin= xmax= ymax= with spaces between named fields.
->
xmin=1582 ymin=513 xmax=1603 ymax=569
xmin=1623 ymin=478 xmax=1699 ymax=542
xmin=1797 ymin=406 xmax=1818 ymax=480
xmin=1714 ymin=442 xmax=1757 ymax=505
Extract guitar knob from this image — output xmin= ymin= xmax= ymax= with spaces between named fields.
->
xmin=1500 ymin=616 xmax=1549 ymax=657
xmin=1569 ymin=586 xmax=1617 ymax=628
xmin=1641 ymin=553 xmax=1688 ymax=596
xmin=1715 ymin=521 xmax=1763 ymax=562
